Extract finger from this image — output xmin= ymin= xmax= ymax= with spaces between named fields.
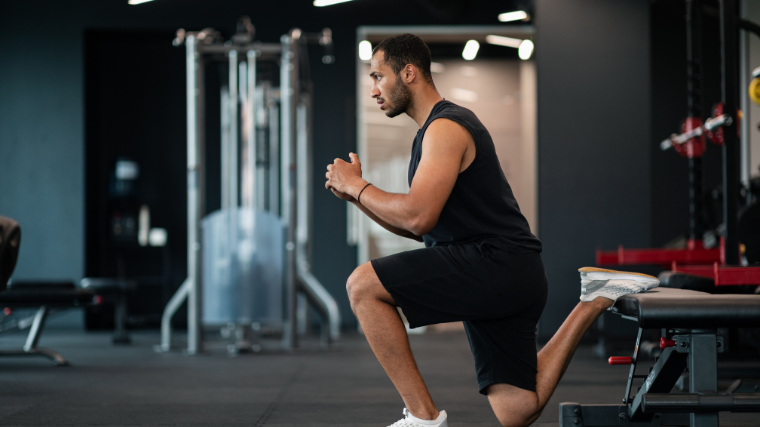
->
xmin=349 ymin=152 xmax=360 ymax=164
xmin=326 ymin=171 xmax=330 ymax=179
xmin=334 ymin=158 xmax=347 ymax=165
xmin=327 ymin=164 xmax=332 ymax=171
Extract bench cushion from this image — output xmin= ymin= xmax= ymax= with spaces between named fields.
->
xmin=0 ymin=287 xmax=94 ymax=308
xmin=612 ymin=287 xmax=760 ymax=328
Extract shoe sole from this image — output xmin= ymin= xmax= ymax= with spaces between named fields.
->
xmin=579 ymin=267 xmax=658 ymax=287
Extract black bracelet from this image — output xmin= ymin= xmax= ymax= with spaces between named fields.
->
xmin=357 ymin=183 xmax=372 ymax=204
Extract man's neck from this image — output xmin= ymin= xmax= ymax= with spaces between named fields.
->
xmin=406 ymin=86 xmax=444 ymax=128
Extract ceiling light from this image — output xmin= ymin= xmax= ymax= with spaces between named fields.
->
xmin=462 ymin=40 xmax=479 ymax=61
xmin=128 ymin=0 xmax=154 ymax=4
xmin=518 ymin=40 xmax=534 ymax=60
xmin=498 ymin=10 xmax=530 ymax=22
xmin=358 ymin=40 xmax=372 ymax=61
xmin=485 ymin=35 xmax=522 ymax=48
xmin=314 ymin=0 xmax=353 ymax=6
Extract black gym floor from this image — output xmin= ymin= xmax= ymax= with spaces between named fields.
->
xmin=0 ymin=323 xmax=756 ymax=426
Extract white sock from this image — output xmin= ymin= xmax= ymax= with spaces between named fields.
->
xmin=406 ymin=409 xmax=447 ymax=425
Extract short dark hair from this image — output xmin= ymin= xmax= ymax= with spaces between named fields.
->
xmin=373 ymin=33 xmax=433 ymax=83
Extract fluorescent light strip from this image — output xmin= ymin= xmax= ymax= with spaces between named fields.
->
xmin=314 ymin=0 xmax=353 ymax=6
xmin=128 ymin=0 xmax=154 ymax=4
xmin=462 ymin=40 xmax=479 ymax=61
xmin=358 ymin=40 xmax=372 ymax=61
xmin=518 ymin=40 xmax=534 ymax=60
xmin=498 ymin=10 xmax=529 ymax=22
xmin=485 ymin=35 xmax=522 ymax=48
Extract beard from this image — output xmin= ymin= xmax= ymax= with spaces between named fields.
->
xmin=383 ymin=74 xmax=412 ymax=118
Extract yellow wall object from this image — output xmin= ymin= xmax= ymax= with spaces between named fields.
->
xmin=749 ymin=76 xmax=760 ymax=106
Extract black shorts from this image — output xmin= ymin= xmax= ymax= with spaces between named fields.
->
xmin=371 ymin=242 xmax=548 ymax=395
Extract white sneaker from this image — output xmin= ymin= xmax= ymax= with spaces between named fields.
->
xmin=578 ymin=267 xmax=659 ymax=303
xmin=388 ymin=408 xmax=448 ymax=427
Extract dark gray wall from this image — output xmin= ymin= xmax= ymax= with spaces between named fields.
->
xmin=535 ymin=0 xmax=651 ymax=340
xmin=0 ymin=2 xmax=84 ymax=281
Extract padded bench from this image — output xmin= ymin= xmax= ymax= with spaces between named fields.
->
xmin=0 ymin=280 xmax=94 ymax=365
xmin=560 ymin=288 xmax=760 ymax=427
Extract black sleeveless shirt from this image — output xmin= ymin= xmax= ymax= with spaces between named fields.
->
xmin=409 ymin=100 xmax=542 ymax=253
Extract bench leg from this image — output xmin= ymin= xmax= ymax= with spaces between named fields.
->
xmin=0 ymin=306 xmax=69 ymax=366
xmin=690 ymin=334 xmax=718 ymax=427
xmin=23 ymin=305 xmax=48 ymax=351
xmin=112 ymin=294 xmax=131 ymax=344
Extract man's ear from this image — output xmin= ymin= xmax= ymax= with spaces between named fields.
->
xmin=404 ymin=64 xmax=416 ymax=83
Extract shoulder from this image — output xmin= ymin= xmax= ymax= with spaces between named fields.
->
xmin=424 ymin=117 xmax=475 ymax=146
xmin=424 ymin=118 xmax=473 ymax=142
xmin=419 ymin=118 xmax=474 ymax=159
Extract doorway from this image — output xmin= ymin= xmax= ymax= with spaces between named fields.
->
xmin=351 ymin=26 xmax=539 ymax=266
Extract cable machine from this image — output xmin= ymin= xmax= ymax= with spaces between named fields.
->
xmin=156 ymin=18 xmax=340 ymax=355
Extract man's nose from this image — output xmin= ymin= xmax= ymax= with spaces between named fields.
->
xmin=370 ymin=85 xmax=380 ymax=98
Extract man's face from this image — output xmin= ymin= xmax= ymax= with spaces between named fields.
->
xmin=369 ymin=52 xmax=412 ymax=118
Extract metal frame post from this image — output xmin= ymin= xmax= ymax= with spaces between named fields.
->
xmin=228 ymin=49 xmax=240 ymax=267
xmin=296 ymin=97 xmax=310 ymax=338
xmin=221 ymin=87 xmax=230 ymax=209
xmin=687 ymin=0 xmax=705 ymax=244
xmin=229 ymin=51 xmax=239 ymax=213
xmin=186 ymin=34 xmax=205 ymax=355
xmin=247 ymin=50 xmax=257 ymax=210
xmin=281 ymin=30 xmax=299 ymax=350
xmin=239 ymin=59 xmax=248 ymax=205
xmin=158 ymin=35 xmax=205 ymax=354
xmin=720 ymin=0 xmax=741 ymax=265
xmin=268 ymin=87 xmax=280 ymax=215
xmin=740 ymin=0 xmax=751 ymax=193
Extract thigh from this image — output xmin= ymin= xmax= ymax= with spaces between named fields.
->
xmin=370 ymin=244 xmax=547 ymax=329
xmin=464 ymin=307 xmax=544 ymax=395
xmin=370 ymin=243 xmax=491 ymax=328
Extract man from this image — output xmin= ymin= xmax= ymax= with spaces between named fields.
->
xmin=325 ymin=34 xmax=658 ymax=427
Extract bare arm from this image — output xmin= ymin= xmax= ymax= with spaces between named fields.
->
xmin=329 ymin=188 xmax=422 ymax=241
xmin=326 ymin=119 xmax=474 ymax=237
xmin=353 ymin=198 xmax=423 ymax=242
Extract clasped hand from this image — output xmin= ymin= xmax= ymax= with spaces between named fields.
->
xmin=325 ymin=153 xmax=365 ymax=202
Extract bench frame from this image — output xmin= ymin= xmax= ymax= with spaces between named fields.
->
xmin=0 ymin=305 xmax=68 ymax=365
xmin=560 ymin=327 xmax=760 ymax=427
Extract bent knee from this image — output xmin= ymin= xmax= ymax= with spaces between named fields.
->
xmin=345 ymin=263 xmax=375 ymax=306
xmin=487 ymin=384 xmax=541 ymax=427
xmin=495 ymin=407 xmax=541 ymax=427
xmin=345 ymin=270 xmax=361 ymax=305
xmin=496 ymin=409 xmax=541 ymax=427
